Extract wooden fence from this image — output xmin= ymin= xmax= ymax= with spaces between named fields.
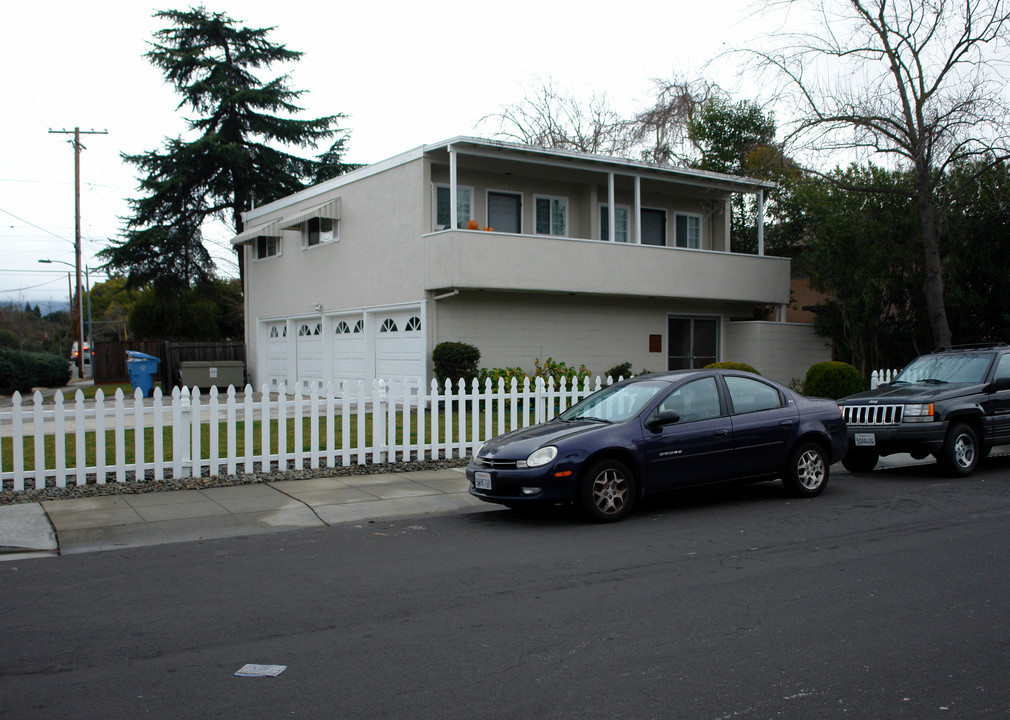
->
xmin=93 ymin=340 xmax=245 ymax=389
xmin=1 ymin=375 xmax=615 ymax=493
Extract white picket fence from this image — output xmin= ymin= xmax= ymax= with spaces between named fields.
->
xmin=870 ymin=369 xmax=899 ymax=389
xmin=1 ymin=376 xmax=616 ymax=493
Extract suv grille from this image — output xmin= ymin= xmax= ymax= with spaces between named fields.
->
xmin=842 ymin=404 xmax=904 ymax=425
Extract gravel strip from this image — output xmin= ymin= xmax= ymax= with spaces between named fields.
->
xmin=1 ymin=457 xmax=471 ymax=506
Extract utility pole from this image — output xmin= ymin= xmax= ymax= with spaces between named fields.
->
xmin=49 ymin=126 xmax=107 ymax=378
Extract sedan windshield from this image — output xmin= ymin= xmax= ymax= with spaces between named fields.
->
xmin=559 ymin=381 xmax=668 ymax=424
xmin=894 ymin=353 xmax=995 ymax=384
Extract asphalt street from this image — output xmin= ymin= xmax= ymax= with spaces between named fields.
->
xmin=2 ymin=457 xmax=1009 ymax=719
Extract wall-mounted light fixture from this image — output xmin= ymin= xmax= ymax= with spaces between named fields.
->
xmin=312 ymin=303 xmax=323 ymax=312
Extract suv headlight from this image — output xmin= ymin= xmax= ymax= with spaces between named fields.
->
xmin=903 ymin=403 xmax=935 ymax=422
xmin=520 ymin=446 xmax=558 ymax=468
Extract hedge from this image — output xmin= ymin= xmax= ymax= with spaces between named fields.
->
xmin=803 ymin=361 xmax=865 ymax=399
xmin=0 ymin=348 xmax=72 ymax=395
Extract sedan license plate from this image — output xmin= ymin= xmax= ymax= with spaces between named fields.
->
xmin=474 ymin=471 xmax=492 ymax=490
xmin=854 ymin=433 xmax=876 ymax=447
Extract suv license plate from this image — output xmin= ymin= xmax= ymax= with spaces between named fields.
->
xmin=475 ymin=472 xmax=492 ymax=490
xmin=854 ymin=433 xmax=876 ymax=447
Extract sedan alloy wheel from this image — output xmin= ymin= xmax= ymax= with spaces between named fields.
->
xmin=580 ymin=459 xmax=636 ymax=523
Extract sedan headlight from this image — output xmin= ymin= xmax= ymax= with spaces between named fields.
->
xmin=520 ymin=446 xmax=558 ymax=468
xmin=903 ymin=403 xmax=935 ymax=422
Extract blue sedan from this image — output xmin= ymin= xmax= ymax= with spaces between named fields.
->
xmin=467 ymin=369 xmax=848 ymax=522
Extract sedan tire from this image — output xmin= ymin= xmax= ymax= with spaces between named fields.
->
xmin=783 ymin=442 xmax=829 ymax=498
xmin=579 ymin=459 xmax=636 ymax=523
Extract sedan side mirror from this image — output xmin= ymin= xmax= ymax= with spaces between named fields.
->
xmin=992 ymin=377 xmax=1010 ymax=392
xmin=646 ymin=410 xmax=680 ymax=431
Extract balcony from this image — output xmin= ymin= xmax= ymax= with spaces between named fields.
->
xmin=422 ymin=230 xmax=791 ymax=305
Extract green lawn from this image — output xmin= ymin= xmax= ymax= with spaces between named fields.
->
xmin=1 ymin=409 xmax=518 ymax=473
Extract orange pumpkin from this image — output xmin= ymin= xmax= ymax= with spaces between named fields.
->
xmin=467 ymin=220 xmax=479 ymax=230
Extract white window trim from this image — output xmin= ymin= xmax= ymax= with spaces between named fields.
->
xmin=301 ymin=217 xmax=339 ymax=249
xmin=640 ymin=206 xmax=668 ymax=247
xmin=534 ymin=194 xmax=569 ymax=237
xmin=434 ymin=183 xmax=474 ymax=230
xmin=675 ymin=213 xmax=703 ymax=249
xmin=252 ymin=234 xmax=283 ymax=261
xmin=598 ymin=203 xmax=631 ymax=243
xmin=486 ymin=190 xmax=523 ymax=234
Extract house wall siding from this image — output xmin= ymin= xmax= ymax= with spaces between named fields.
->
xmin=243 ymin=157 xmax=428 ymax=384
xmin=433 ymin=291 xmax=751 ymax=377
xmin=723 ymin=321 xmax=832 ymax=386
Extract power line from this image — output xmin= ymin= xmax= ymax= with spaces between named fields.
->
xmin=0 ymin=205 xmax=72 ymax=243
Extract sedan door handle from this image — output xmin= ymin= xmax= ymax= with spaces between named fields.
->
xmin=779 ymin=420 xmax=794 ymax=428
xmin=713 ymin=429 xmax=730 ymax=437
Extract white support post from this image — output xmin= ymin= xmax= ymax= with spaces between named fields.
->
xmin=757 ymin=189 xmax=765 ymax=256
xmin=449 ymin=145 xmax=458 ymax=230
xmin=608 ymin=172 xmax=616 ymax=243
xmin=634 ymin=175 xmax=642 ymax=245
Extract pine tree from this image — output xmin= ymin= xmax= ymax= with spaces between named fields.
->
xmin=100 ymin=7 xmax=353 ymax=290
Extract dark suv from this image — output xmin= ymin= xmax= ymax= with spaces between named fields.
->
xmin=837 ymin=344 xmax=1010 ymax=476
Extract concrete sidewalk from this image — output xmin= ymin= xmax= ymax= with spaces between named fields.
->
xmin=0 ymin=467 xmax=489 ymax=560
xmin=0 ymin=454 xmax=940 ymax=561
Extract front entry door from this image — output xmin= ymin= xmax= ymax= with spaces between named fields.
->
xmin=668 ymin=316 xmax=718 ymax=370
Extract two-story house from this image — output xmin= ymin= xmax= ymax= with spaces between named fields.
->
xmin=231 ymin=136 xmax=830 ymax=391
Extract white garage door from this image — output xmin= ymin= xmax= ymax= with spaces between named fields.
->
xmin=265 ymin=322 xmax=289 ymax=389
xmin=332 ymin=317 xmax=365 ymax=388
xmin=375 ymin=312 xmax=425 ymax=386
xmin=295 ymin=320 xmax=324 ymax=391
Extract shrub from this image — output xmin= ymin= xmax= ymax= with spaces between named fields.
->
xmin=534 ymin=357 xmax=590 ymax=387
xmin=803 ymin=361 xmax=866 ymax=399
xmin=478 ymin=366 xmax=527 ymax=389
xmin=432 ymin=342 xmax=481 ymax=387
xmin=704 ymin=361 xmax=760 ymax=375
xmin=605 ymin=362 xmax=633 ymax=380
xmin=0 ymin=348 xmax=71 ymax=395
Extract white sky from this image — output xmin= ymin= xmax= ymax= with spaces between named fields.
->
xmin=1 ymin=0 xmax=779 ymax=310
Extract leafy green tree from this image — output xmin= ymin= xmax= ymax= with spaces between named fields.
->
xmin=942 ymin=158 xmax=1010 ymax=344
xmin=99 ymin=7 xmax=354 ymax=291
xmin=752 ymin=0 xmax=1010 ymax=347
xmin=87 ymin=276 xmax=141 ymax=341
xmin=784 ymin=164 xmax=929 ymax=374
xmin=129 ymin=278 xmax=243 ymax=341
xmin=686 ymin=98 xmax=795 ymax=256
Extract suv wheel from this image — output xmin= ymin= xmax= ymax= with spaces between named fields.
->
xmin=842 ymin=449 xmax=879 ymax=473
xmin=938 ymin=422 xmax=979 ymax=477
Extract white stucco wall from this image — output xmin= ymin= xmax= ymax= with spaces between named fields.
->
xmin=432 ymin=291 xmax=756 ymax=378
xmin=723 ymin=321 xmax=833 ymax=386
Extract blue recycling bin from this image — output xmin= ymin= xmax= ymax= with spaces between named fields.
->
xmin=126 ymin=350 xmax=161 ymax=398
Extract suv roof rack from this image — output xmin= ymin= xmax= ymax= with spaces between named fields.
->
xmin=932 ymin=342 xmax=1008 ymax=352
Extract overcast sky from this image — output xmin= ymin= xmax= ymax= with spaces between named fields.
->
xmin=1 ymin=0 xmax=780 ymax=310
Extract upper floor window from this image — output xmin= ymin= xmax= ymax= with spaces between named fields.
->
xmin=435 ymin=185 xmax=473 ymax=229
xmin=535 ymin=196 xmax=567 ymax=236
xmin=254 ymin=235 xmax=281 ymax=260
xmin=675 ymin=214 xmax=701 ymax=249
xmin=304 ymin=217 xmax=338 ymax=247
xmin=600 ymin=205 xmax=629 ymax=243
xmin=641 ymin=208 xmax=667 ymax=246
